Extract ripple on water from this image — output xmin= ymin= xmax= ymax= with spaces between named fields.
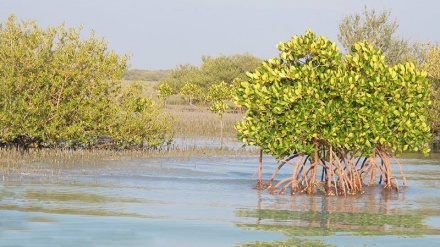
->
xmin=1 ymin=152 xmax=440 ymax=246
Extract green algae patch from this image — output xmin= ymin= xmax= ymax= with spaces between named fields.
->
xmin=0 ymin=204 xmax=155 ymax=218
xmin=24 ymin=190 xmax=143 ymax=203
xmin=238 ymin=237 xmax=335 ymax=247
xmin=236 ymin=209 xmax=427 ymax=229
xmin=235 ymin=208 xmax=440 ymax=246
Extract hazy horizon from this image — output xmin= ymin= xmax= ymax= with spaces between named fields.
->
xmin=1 ymin=0 xmax=439 ymax=70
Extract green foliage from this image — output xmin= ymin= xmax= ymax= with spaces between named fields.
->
xmin=112 ymin=83 xmax=175 ymax=148
xmin=235 ymin=30 xmax=431 ymax=158
xmin=423 ymin=45 xmax=440 ymax=143
xmin=160 ymin=53 xmax=262 ymax=93
xmin=0 ymin=14 xmax=173 ymax=149
xmin=206 ymin=81 xmax=233 ymax=117
xmin=206 ymin=81 xmax=234 ymax=147
xmin=338 ymin=6 xmax=413 ymax=65
xmin=338 ymin=7 xmax=438 ymax=145
xmin=179 ymin=82 xmax=203 ymax=105
xmin=157 ymin=82 xmax=174 ymax=106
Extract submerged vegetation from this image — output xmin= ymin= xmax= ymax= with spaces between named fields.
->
xmin=235 ymin=30 xmax=431 ymax=196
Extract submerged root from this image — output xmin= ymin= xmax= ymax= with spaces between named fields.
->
xmin=263 ymin=147 xmax=403 ymax=196
xmin=253 ymin=180 xmax=265 ymax=190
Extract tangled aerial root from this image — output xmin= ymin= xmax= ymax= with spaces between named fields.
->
xmin=254 ymin=146 xmax=405 ymax=196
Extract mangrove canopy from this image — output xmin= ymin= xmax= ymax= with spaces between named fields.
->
xmin=235 ymin=30 xmax=431 ymax=195
xmin=0 ymin=15 xmax=173 ymax=150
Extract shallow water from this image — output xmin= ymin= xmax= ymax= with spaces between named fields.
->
xmin=0 ymin=152 xmax=439 ymax=246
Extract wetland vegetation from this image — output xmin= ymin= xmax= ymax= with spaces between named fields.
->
xmin=1 ymin=7 xmax=440 ymax=247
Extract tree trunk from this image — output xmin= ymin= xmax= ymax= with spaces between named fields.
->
xmin=254 ymin=149 xmax=264 ymax=189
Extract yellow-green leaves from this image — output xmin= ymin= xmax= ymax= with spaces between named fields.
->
xmin=206 ymin=81 xmax=233 ymax=118
xmin=179 ymin=82 xmax=202 ymax=105
xmin=235 ymin=30 xmax=432 ymax=158
xmin=115 ymin=83 xmax=175 ymax=148
xmin=0 ymin=14 xmax=173 ymax=149
xmin=157 ymin=82 xmax=174 ymax=106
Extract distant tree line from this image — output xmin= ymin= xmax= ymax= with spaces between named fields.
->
xmin=159 ymin=53 xmax=262 ymax=93
xmin=123 ymin=69 xmax=171 ymax=82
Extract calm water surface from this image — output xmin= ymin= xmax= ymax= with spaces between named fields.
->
xmin=0 ymin=151 xmax=439 ymax=246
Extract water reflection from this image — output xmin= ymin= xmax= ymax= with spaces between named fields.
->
xmin=0 ymin=152 xmax=439 ymax=246
xmin=237 ymin=183 xmax=440 ymax=246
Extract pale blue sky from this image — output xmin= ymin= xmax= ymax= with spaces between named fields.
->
xmin=1 ymin=0 xmax=439 ymax=70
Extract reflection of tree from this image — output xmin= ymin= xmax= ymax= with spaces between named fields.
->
xmin=236 ymin=188 xmax=440 ymax=246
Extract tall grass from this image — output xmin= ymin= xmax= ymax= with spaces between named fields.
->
xmin=164 ymin=105 xmax=243 ymax=138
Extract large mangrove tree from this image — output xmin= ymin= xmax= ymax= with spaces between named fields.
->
xmin=234 ymin=30 xmax=431 ymax=196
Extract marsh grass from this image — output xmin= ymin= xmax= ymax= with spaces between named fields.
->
xmin=163 ymin=104 xmax=244 ymax=138
xmin=120 ymin=80 xmax=159 ymax=98
xmin=0 ymin=143 xmax=257 ymax=181
xmin=0 ymin=148 xmax=117 ymax=181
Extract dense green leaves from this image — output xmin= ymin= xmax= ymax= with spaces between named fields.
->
xmin=338 ymin=6 xmax=413 ymax=65
xmin=0 ymin=15 xmax=173 ymax=149
xmin=157 ymin=82 xmax=174 ymax=106
xmin=338 ymin=7 xmax=438 ymax=148
xmin=235 ymin=30 xmax=431 ymax=158
xmin=206 ymin=81 xmax=233 ymax=117
xmin=113 ymin=83 xmax=175 ymax=148
xmin=179 ymin=82 xmax=202 ymax=106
